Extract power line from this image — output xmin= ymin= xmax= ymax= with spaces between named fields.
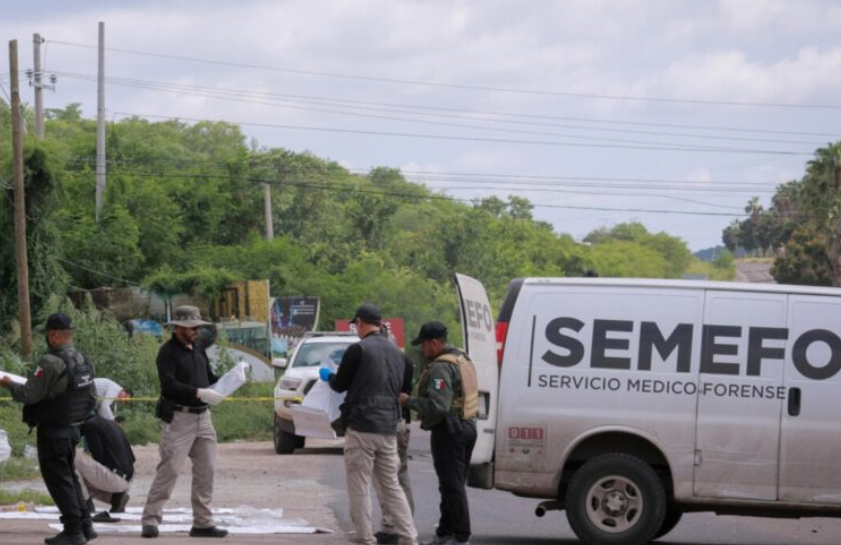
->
xmin=63 ymin=155 xmax=793 ymax=188
xmin=62 ymin=165 xmax=778 ymax=193
xmin=56 ymin=257 xmax=142 ymax=286
xmin=62 ymin=169 xmax=751 ymax=217
xmin=53 ymin=71 xmax=829 ymax=147
xmin=48 ymin=40 xmax=841 ymax=111
xmin=112 ymin=111 xmax=813 ymax=157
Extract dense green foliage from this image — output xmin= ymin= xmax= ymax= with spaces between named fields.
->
xmin=0 ymin=102 xmax=712 ymax=448
xmin=0 ymin=102 xmax=704 ymax=338
xmin=724 ymin=143 xmax=841 ymax=286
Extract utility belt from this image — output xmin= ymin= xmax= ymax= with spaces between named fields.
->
xmin=173 ymin=404 xmax=208 ymax=415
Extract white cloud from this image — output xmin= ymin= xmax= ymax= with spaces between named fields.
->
xmin=637 ymin=47 xmax=841 ymax=105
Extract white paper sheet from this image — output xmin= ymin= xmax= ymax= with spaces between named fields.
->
xmin=292 ymin=358 xmax=345 ymax=439
xmin=210 ymin=361 xmax=250 ymax=398
xmin=0 ymin=370 xmax=27 ymax=385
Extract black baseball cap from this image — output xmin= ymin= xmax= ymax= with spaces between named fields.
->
xmin=411 ymin=321 xmax=448 ymax=345
xmin=38 ymin=312 xmax=74 ymax=332
xmin=352 ymin=303 xmax=382 ymax=324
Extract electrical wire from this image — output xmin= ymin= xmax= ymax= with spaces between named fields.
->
xmin=52 ymin=72 xmax=829 ymax=147
xmin=112 ymin=111 xmax=813 ymax=157
xmin=56 ymin=257 xmax=143 ymax=286
xmin=47 ymin=40 xmax=841 ymax=110
xmin=62 ymin=169 xmax=751 ymax=217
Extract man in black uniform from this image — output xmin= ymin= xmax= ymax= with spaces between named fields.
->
xmin=400 ymin=321 xmax=479 ymax=545
xmin=0 ymin=313 xmax=98 ymax=545
xmin=77 ymin=413 xmax=135 ymax=521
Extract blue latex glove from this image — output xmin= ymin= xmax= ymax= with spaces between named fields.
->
xmin=319 ymin=367 xmax=334 ymax=382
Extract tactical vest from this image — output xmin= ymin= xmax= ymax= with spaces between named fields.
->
xmin=24 ymin=349 xmax=96 ymax=426
xmin=435 ymin=351 xmax=480 ymax=420
xmin=341 ymin=333 xmax=404 ymax=435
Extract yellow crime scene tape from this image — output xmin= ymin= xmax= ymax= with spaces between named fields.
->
xmin=0 ymin=395 xmax=303 ymax=402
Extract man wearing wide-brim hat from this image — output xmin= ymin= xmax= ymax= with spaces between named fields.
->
xmin=1 ymin=313 xmax=98 ymax=544
xmin=140 ymin=305 xmax=228 ymax=539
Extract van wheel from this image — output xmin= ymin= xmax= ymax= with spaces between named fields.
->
xmin=565 ymin=454 xmax=666 ymax=545
xmin=653 ymin=505 xmax=683 ymax=539
xmin=274 ymin=415 xmax=305 ymax=454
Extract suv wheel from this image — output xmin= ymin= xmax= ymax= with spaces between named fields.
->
xmin=565 ymin=453 xmax=666 ymax=545
xmin=274 ymin=414 xmax=305 ymax=454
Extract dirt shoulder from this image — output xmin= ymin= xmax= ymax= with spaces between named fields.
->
xmin=1 ymin=439 xmax=350 ymax=545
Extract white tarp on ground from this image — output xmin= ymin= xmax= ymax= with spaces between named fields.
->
xmin=1 ymin=506 xmax=331 ymax=534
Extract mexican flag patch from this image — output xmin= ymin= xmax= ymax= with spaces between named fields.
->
xmin=432 ymin=378 xmax=446 ymax=391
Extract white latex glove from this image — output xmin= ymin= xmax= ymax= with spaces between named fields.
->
xmin=196 ymin=388 xmax=225 ymax=406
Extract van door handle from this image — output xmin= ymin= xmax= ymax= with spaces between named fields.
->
xmin=788 ymin=387 xmax=801 ymax=417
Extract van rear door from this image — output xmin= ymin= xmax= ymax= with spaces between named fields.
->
xmin=454 ymin=273 xmax=499 ymax=475
xmin=778 ymin=294 xmax=841 ymax=503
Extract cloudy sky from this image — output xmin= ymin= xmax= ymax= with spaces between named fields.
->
xmin=2 ymin=0 xmax=840 ymax=251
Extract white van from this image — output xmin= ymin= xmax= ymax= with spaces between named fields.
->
xmin=454 ymin=274 xmax=841 ymax=545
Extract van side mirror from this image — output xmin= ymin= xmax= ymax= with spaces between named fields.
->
xmin=272 ymin=358 xmax=288 ymax=369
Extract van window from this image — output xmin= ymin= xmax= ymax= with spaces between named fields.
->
xmin=291 ymin=343 xmax=351 ymax=368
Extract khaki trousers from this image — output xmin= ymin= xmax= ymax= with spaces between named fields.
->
xmin=141 ymin=410 xmax=217 ymax=528
xmin=75 ymin=451 xmax=131 ymax=504
xmin=344 ymin=428 xmax=417 ymax=545
xmin=375 ymin=421 xmax=414 ymax=532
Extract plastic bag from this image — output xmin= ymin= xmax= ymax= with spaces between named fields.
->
xmin=210 ymin=361 xmax=250 ymax=398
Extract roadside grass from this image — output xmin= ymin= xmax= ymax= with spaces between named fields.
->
xmin=0 ymin=488 xmax=53 ymax=506
xmin=686 ymin=259 xmax=735 ymax=281
xmin=0 ymin=457 xmax=40 ymax=481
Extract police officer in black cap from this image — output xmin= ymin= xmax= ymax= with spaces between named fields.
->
xmin=0 ymin=313 xmax=98 ymax=545
xmin=399 ymin=321 xmax=479 ymax=545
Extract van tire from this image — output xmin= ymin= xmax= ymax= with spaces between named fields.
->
xmin=653 ymin=505 xmax=682 ymax=539
xmin=565 ymin=453 xmax=666 ymax=545
xmin=274 ymin=415 xmax=305 ymax=454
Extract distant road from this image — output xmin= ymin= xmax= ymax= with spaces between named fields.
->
xmin=735 ymin=261 xmax=776 ymax=283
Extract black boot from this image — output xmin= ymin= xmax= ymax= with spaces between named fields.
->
xmin=44 ymin=530 xmax=87 ymax=545
xmin=82 ymin=522 xmax=98 ymax=541
xmin=110 ymin=491 xmax=130 ymax=513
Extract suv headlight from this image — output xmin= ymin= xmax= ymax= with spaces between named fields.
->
xmin=279 ymin=377 xmax=304 ymax=390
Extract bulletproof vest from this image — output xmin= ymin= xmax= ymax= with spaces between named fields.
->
xmin=25 ymin=348 xmax=96 ymax=426
xmin=436 ymin=351 xmax=480 ymax=421
xmin=342 ymin=333 xmax=403 ymax=435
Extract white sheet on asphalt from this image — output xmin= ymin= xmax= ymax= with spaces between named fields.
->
xmin=1 ymin=505 xmax=332 ymax=534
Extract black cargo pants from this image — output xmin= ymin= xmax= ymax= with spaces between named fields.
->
xmin=430 ymin=416 xmax=478 ymax=543
xmin=37 ymin=424 xmax=91 ymax=534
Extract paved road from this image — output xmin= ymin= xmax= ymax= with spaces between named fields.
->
xmin=734 ymin=262 xmax=776 ymax=283
xmin=319 ymin=425 xmax=841 ymax=544
xmin=5 ymin=428 xmax=841 ymax=544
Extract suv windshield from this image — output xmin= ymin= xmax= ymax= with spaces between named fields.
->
xmin=291 ymin=342 xmax=352 ymax=368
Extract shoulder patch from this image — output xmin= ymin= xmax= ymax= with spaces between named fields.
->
xmin=34 ymin=367 xmax=44 ymax=378
xmin=432 ymin=378 xmax=447 ymax=391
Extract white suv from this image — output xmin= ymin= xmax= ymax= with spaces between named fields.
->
xmin=272 ymin=332 xmax=359 ymax=454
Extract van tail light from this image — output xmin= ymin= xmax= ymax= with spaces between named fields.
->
xmin=496 ymin=321 xmax=509 ymax=367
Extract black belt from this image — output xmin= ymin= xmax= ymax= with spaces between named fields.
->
xmin=173 ymin=404 xmax=208 ymax=414
xmin=112 ymin=468 xmax=131 ymax=481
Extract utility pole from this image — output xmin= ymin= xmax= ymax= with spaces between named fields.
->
xmin=95 ymin=21 xmax=106 ymax=221
xmin=10 ymin=40 xmax=33 ymax=360
xmin=32 ymin=33 xmax=44 ymax=139
xmin=263 ymin=182 xmax=274 ymax=240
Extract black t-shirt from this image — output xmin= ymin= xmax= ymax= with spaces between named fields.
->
xmin=81 ymin=415 xmax=136 ymax=480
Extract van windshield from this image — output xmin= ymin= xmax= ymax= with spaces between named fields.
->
xmin=291 ymin=342 xmax=351 ymax=368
